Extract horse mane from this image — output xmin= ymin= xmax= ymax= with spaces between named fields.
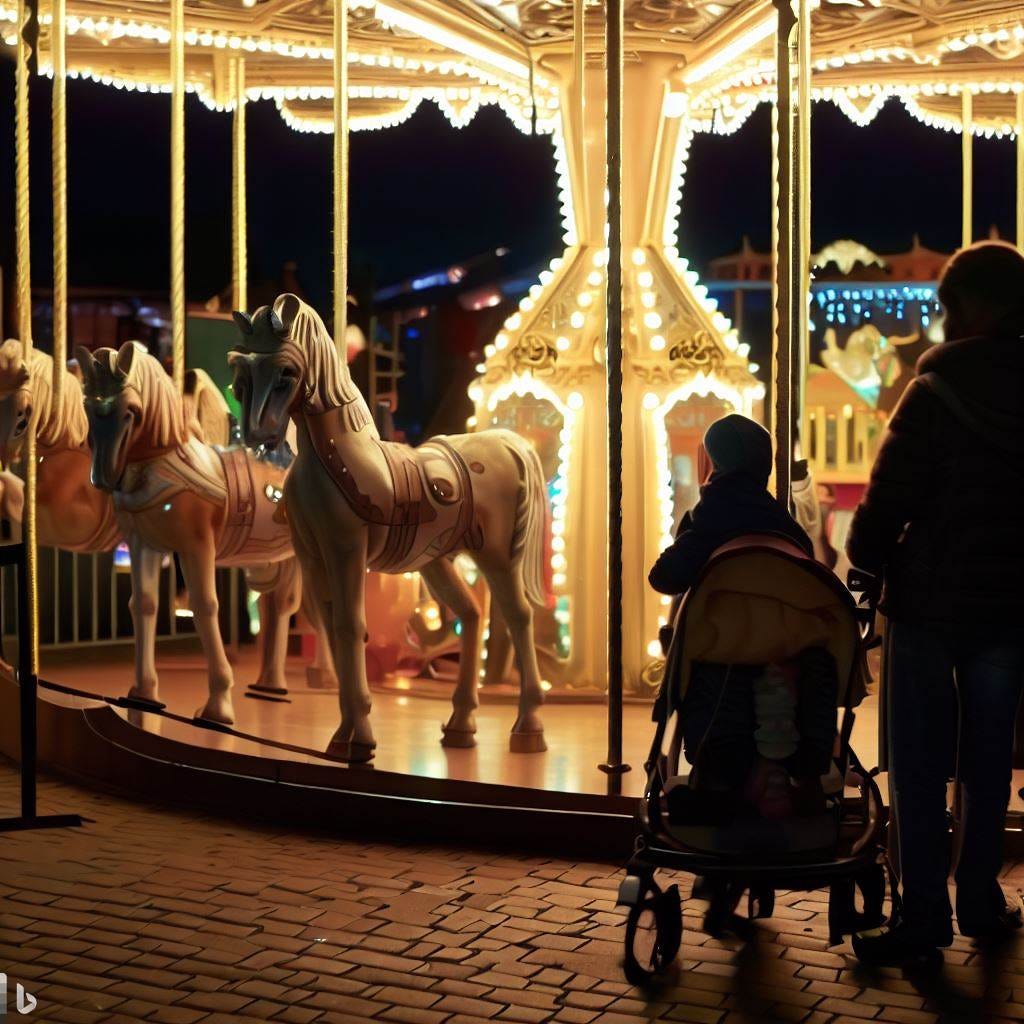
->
xmin=127 ymin=348 xmax=189 ymax=449
xmin=0 ymin=342 xmax=88 ymax=450
xmin=273 ymin=294 xmax=363 ymax=414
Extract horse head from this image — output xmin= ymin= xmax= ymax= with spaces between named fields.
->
xmin=77 ymin=342 xmax=142 ymax=491
xmin=228 ymin=294 xmax=305 ymax=450
xmin=0 ymin=340 xmax=33 ymax=466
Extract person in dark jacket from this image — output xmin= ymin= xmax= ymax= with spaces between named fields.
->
xmin=847 ymin=241 xmax=1024 ymax=966
xmin=649 ymin=414 xmax=813 ymax=596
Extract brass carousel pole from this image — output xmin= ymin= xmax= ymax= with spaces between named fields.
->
xmin=1016 ymin=91 xmax=1023 ymax=251
xmin=333 ymin=0 xmax=349 ymax=348
xmin=793 ymin=0 xmax=810 ymax=454
xmin=51 ymin=0 xmax=67 ymax=409
xmin=170 ymin=0 xmax=185 ymax=391
xmin=0 ymin=0 xmax=79 ymax=831
xmin=599 ymin=0 xmax=629 ymax=788
xmin=771 ymin=0 xmax=796 ymax=506
xmin=232 ymin=57 xmax=247 ymax=313
xmin=961 ymin=90 xmax=973 ymax=250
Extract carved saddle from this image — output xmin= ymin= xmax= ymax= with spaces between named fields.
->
xmin=305 ymin=405 xmax=482 ymax=573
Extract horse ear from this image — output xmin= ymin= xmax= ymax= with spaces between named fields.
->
xmin=115 ymin=341 xmax=136 ymax=380
xmin=269 ymin=309 xmax=286 ymax=337
xmin=276 ymin=293 xmax=301 ymax=333
xmin=232 ymin=310 xmax=254 ymax=336
xmin=75 ymin=346 xmax=96 ymax=387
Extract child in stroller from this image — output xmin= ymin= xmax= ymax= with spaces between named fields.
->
xmin=650 ymin=415 xmax=839 ymax=827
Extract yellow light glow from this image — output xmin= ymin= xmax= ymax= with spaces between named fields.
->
xmin=556 ymin=336 xmax=570 ymax=351
xmin=587 ymin=270 xmax=603 ymax=287
xmin=495 ymin=333 xmax=509 ymax=350
xmin=644 ymin=312 xmax=662 ymax=330
xmin=646 ymin=640 xmax=662 ymax=657
xmin=637 ymin=271 xmax=654 ymax=288
xmin=632 ymin=248 xmax=646 ymax=266
xmin=642 ymin=392 xmax=659 ymax=410
xmin=651 ymin=334 xmax=666 ymax=351
xmin=682 ymin=14 xmax=776 ymax=86
xmin=567 ymin=391 xmax=584 ymax=411
xmin=641 ymin=292 xmax=656 ymax=309
xmin=577 ymin=292 xmax=593 ymax=307
xmin=570 ymin=311 xmax=585 ymax=329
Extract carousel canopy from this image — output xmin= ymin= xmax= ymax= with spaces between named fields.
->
xmin=3 ymin=1 xmax=1022 ymax=137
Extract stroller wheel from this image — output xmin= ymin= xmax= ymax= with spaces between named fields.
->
xmin=623 ymin=884 xmax=682 ymax=985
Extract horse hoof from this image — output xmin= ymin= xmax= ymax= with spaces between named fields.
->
xmin=509 ymin=730 xmax=547 ymax=754
xmin=441 ymin=725 xmax=477 ymax=749
xmin=348 ymin=742 xmax=376 ymax=764
xmin=195 ymin=702 xmax=234 ymax=727
xmin=128 ymin=685 xmax=160 ymax=704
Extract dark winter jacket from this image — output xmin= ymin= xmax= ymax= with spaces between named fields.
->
xmin=649 ymin=473 xmax=814 ymax=596
xmin=846 ymin=333 xmax=1024 ymax=627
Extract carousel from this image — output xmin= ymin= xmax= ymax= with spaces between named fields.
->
xmin=2 ymin=0 xmax=1024 ymax=849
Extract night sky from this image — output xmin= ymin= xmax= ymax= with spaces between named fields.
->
xmin=0 ymin=56 xmax=1019 ymax=317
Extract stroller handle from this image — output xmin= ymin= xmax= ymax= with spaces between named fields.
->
xmin=847 ymin=568 xmax=881 ymax=649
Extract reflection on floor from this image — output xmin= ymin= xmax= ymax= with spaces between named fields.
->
xmin=39 ymin=641 xmax=891 ymax=800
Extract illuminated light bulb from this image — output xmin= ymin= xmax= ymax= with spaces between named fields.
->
xmin=505 ymin=313 xmax=522 ymax=330
xmin=540 ymin=680 xmax=553 ymax=692
xmin=556 ymin=336 xmax=570 ymax=351
xmin=748 ymin=362 xmax=760 ymax=374
xmin=577 ymin=292 xmax=593 ymax=307
xmin=632 ymin=248 xmax=646 ymax=266
xmin=587 ymin=270 xmax=603 ymax=287
xmin=843 ymin=403 xmax=854 ymax=419
xmin=495 ymin=334 xmax=509 ymax=350
xmin=468 ymin=386 xmax=483 ymax=403
xmin=737 ymin=342 xmax=751 ymax=357
xmin=650 ymin=334 xmax=666 ymax=352
xmin=646 ymin=640 xmax=662 ymax=658
xmin=570 ymin=311 xmax=586 ymax=329
xmin=519 ymin=297 xmax=534 ymax=312
xmin=660 ymin=595 xmax=672 ymax=606
xmin=641 ymin=292 xmax=656 ymax=309
xmin=644 ymin=312 xmax=662 ymax=330
xmin=638 ymin=271 xmax=654 ymax=289
xmin=642 ymin=392 xmax=659 ymax=411
xmin=551 ymin=553 xmax=567 ymax=571
xmin=551 ymin=536 xmax=566 ymax=552
xmin=567 ymin=391 xmax=584 ymax=411
xmin=484 ymin=344 xmax=496 ymax=358
xmin=474 ymin=362 xmax=486 ymax=373
xmin=593 ymin=249 xmax=609 ymax=267
xmin=552 ymin=573 xmax=567 ymax=588
xmin=467 ymin=416 xmax=477 ymax=428
xmin=724 ymin=332 xmax=739 ymax=352
xmin=539 ymin=270 xmax=553 ymax=286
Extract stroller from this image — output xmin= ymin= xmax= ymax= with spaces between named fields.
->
xmin=618 ymin=533 xmax=890 ymax=984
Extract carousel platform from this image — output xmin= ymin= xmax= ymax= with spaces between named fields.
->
xmin=6 ymin=641 xmax=1024 ymax=854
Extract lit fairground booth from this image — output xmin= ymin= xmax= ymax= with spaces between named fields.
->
xmin=2 ymin=0 xmax=1024 ymax=849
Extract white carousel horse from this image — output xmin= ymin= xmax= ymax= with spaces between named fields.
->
xmin=228 ymin=294 xmax=550 ymax=762
xmin=76 ymin=342 xmax=336 ymax=723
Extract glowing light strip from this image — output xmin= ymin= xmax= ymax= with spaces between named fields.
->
xmin=682 ymin=13 xmax=776 ymax=86
xmin=373 ymin=1 xmax=530 ymax=82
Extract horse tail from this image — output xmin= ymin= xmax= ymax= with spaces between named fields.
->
xmin=507 ymin=435 xmax=551 ymax=609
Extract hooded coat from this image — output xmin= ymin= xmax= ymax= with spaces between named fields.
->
xmin=649 ymin=414 xmax=813 ymax=596
xmin=846 ymin=333 xmax=1024 ymax=627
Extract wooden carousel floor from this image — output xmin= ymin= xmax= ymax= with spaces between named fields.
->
xmin=37 ymin=641 xmax=888 ymax=801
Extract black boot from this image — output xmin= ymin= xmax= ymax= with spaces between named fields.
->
xmin=958 ymin=893 xmax=1024 ymax=944
xmin=852 ymin=919 xmax=952 ymax=968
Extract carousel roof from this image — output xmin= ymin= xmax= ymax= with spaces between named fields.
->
xmin=3 ymin=0 xmax=1022 ymax=135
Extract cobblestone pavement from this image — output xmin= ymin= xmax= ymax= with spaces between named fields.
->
xmin=2 ymin=765 xmax=1024 ymax=1024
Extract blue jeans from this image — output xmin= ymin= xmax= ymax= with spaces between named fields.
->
xmin=888 ymin=621 xmax=1024 ymax=931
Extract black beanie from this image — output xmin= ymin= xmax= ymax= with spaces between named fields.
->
xmin=703 ymin=414 xmax=773 ymax=485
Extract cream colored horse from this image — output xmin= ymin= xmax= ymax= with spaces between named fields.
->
xmin=229 ymin=294 xmax=550 ymax=762
xmin=77 ymin=342 xmax=336 ymax=723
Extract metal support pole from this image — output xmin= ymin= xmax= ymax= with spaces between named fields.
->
xmin=962 ymin=90 xmax=973 ymax=250
xmin=170 ymin=0 xmax=185 ymax=391
xmin=333 ymin=0 xmax=349 ymax=349
xmin=51 ymin=0 xmax=67 ymax=406
xmin=232 ymin=57 xmax=247 ymax=313
xmin=1016 ymin=91 xmax=1023 ymax=251
xmin=572 ymin=0 xmax=587 ymax=234
xmin=771 ymin=0 xmax=796 ymax=507
xmin=793 ymin=0 xmax=811 ymax=453
xmin=599 ymin=0 xmax=629 ymax=786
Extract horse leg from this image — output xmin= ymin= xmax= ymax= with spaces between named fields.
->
xmin=479 ymin=562 xmax=546 ymax=753
xmin=127 ymin=538 xmax=162 ymax=704
xmin=421 ymin=558 xmax=483 ymax=748
xmin=179 ymin=543 xmax=235 ymax=724
xmin=303 ymin=589 xmax=338 ymax=690
xmin=250 ymin=560 xmax=300 ymax=695
xmin=323 ymin=541 xmax=375 ymax=763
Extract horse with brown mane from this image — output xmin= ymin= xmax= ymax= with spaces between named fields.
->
xmin=229 ymin=294 xmax=551 ymax=762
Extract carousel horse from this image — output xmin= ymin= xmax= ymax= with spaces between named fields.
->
xmin=76 ymin=341 xmax=336 ymax=723
xmin=228 ymin=294 xmax=550 ymax=762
